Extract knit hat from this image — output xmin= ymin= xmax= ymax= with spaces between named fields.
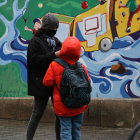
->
xmin=41 ymin=13 xmax=59 ymax=29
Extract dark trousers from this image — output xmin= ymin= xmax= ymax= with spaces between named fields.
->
xmin=26 ymin=96 xmax=61 ymax=140
xmin=127 ymin=5 xmax=140 ymax=27
xmin=127 ymin=11 xmax=135 ymax=27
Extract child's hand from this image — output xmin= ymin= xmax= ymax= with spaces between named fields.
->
xmin=55 ymin=51 xmax=60 ymax=57
xmin=25 ymin=26 xmax=28 ymax=30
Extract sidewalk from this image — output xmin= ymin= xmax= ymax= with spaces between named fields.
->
xmin=0 ymin=119 xmax=140 ymax=140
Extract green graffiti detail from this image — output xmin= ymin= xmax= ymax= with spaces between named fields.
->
xmin=0 ymin=0 xmax=14 ymax=21
xmin=47 ymin=1 xmax=87 ymax=10
xmin=0 ymin=19 xmax=6 ymax=38
xmin=0 ymin=63 xmax=28 ymax=97
xmin=18 ymin=0 xmax=26 ymax=9
xmin=6 ymin=7 xmax=12 ymax=10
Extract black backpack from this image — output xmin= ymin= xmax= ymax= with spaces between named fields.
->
xmin=54 ymin=58 xmax=92 ymax=108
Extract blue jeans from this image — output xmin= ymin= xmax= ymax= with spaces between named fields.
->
xmin=59 ymin=112 xmax=84 ymax=140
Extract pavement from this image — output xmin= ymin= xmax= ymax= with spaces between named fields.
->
xmin=0 ymin=119 xmax=140 ymax=140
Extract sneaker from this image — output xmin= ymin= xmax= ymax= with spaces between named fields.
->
xmin=126 ymin=27 xmax=131 ymax=33
xmin=100 ymin=0 xmax=106 ymax=5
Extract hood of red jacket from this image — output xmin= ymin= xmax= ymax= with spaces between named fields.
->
xmin=59 ymin=37 xmax=81 ymax=64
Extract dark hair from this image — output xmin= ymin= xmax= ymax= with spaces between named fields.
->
xmin=33 ymin=18 xmax=42 ymax=24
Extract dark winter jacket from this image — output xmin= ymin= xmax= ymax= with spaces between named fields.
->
xmin=27 ymin=33 xmax=62 ymax=97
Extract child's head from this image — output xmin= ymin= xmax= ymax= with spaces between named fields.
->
xmin=59 ymin=37 xmax=81 ymax=64
xmin=33 ymin=18 xmax=42 ymax=30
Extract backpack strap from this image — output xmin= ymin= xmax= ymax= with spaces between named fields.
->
xmin=54 ymin=58 xmax=70 ymax=68
xmin=76 ymin=61 xmax=82 ymax=68
xmin=54 ymin=58 xmax=82 ymax=68
xmin=36 ymin=36 xmax=50 ymax=53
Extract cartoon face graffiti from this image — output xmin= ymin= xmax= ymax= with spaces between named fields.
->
xmin=34 ymin=21 xmax=42 ymax=30
xmin=25 ymin=18 xmax=42 ymax=34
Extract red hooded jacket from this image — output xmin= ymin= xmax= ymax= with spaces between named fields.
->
xmin=43 ymin=37 xmax=90 ymax=117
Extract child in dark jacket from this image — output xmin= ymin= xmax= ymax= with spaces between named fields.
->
xmin=43 ymin=37 xmax=91 ymax=140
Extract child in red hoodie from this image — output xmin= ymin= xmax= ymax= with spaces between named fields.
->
xmin=43 ymin=37 xmax=91 ymax=140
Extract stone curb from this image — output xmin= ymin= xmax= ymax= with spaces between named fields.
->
xmin=0 ymin=97 xmax=140 ymax=128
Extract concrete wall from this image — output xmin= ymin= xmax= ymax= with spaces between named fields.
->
xmin=0 ymin=97 xmax=140 ymax=128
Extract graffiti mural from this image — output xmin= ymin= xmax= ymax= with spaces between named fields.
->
xmin=1 ymin=0 xmax=140 ymax=98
